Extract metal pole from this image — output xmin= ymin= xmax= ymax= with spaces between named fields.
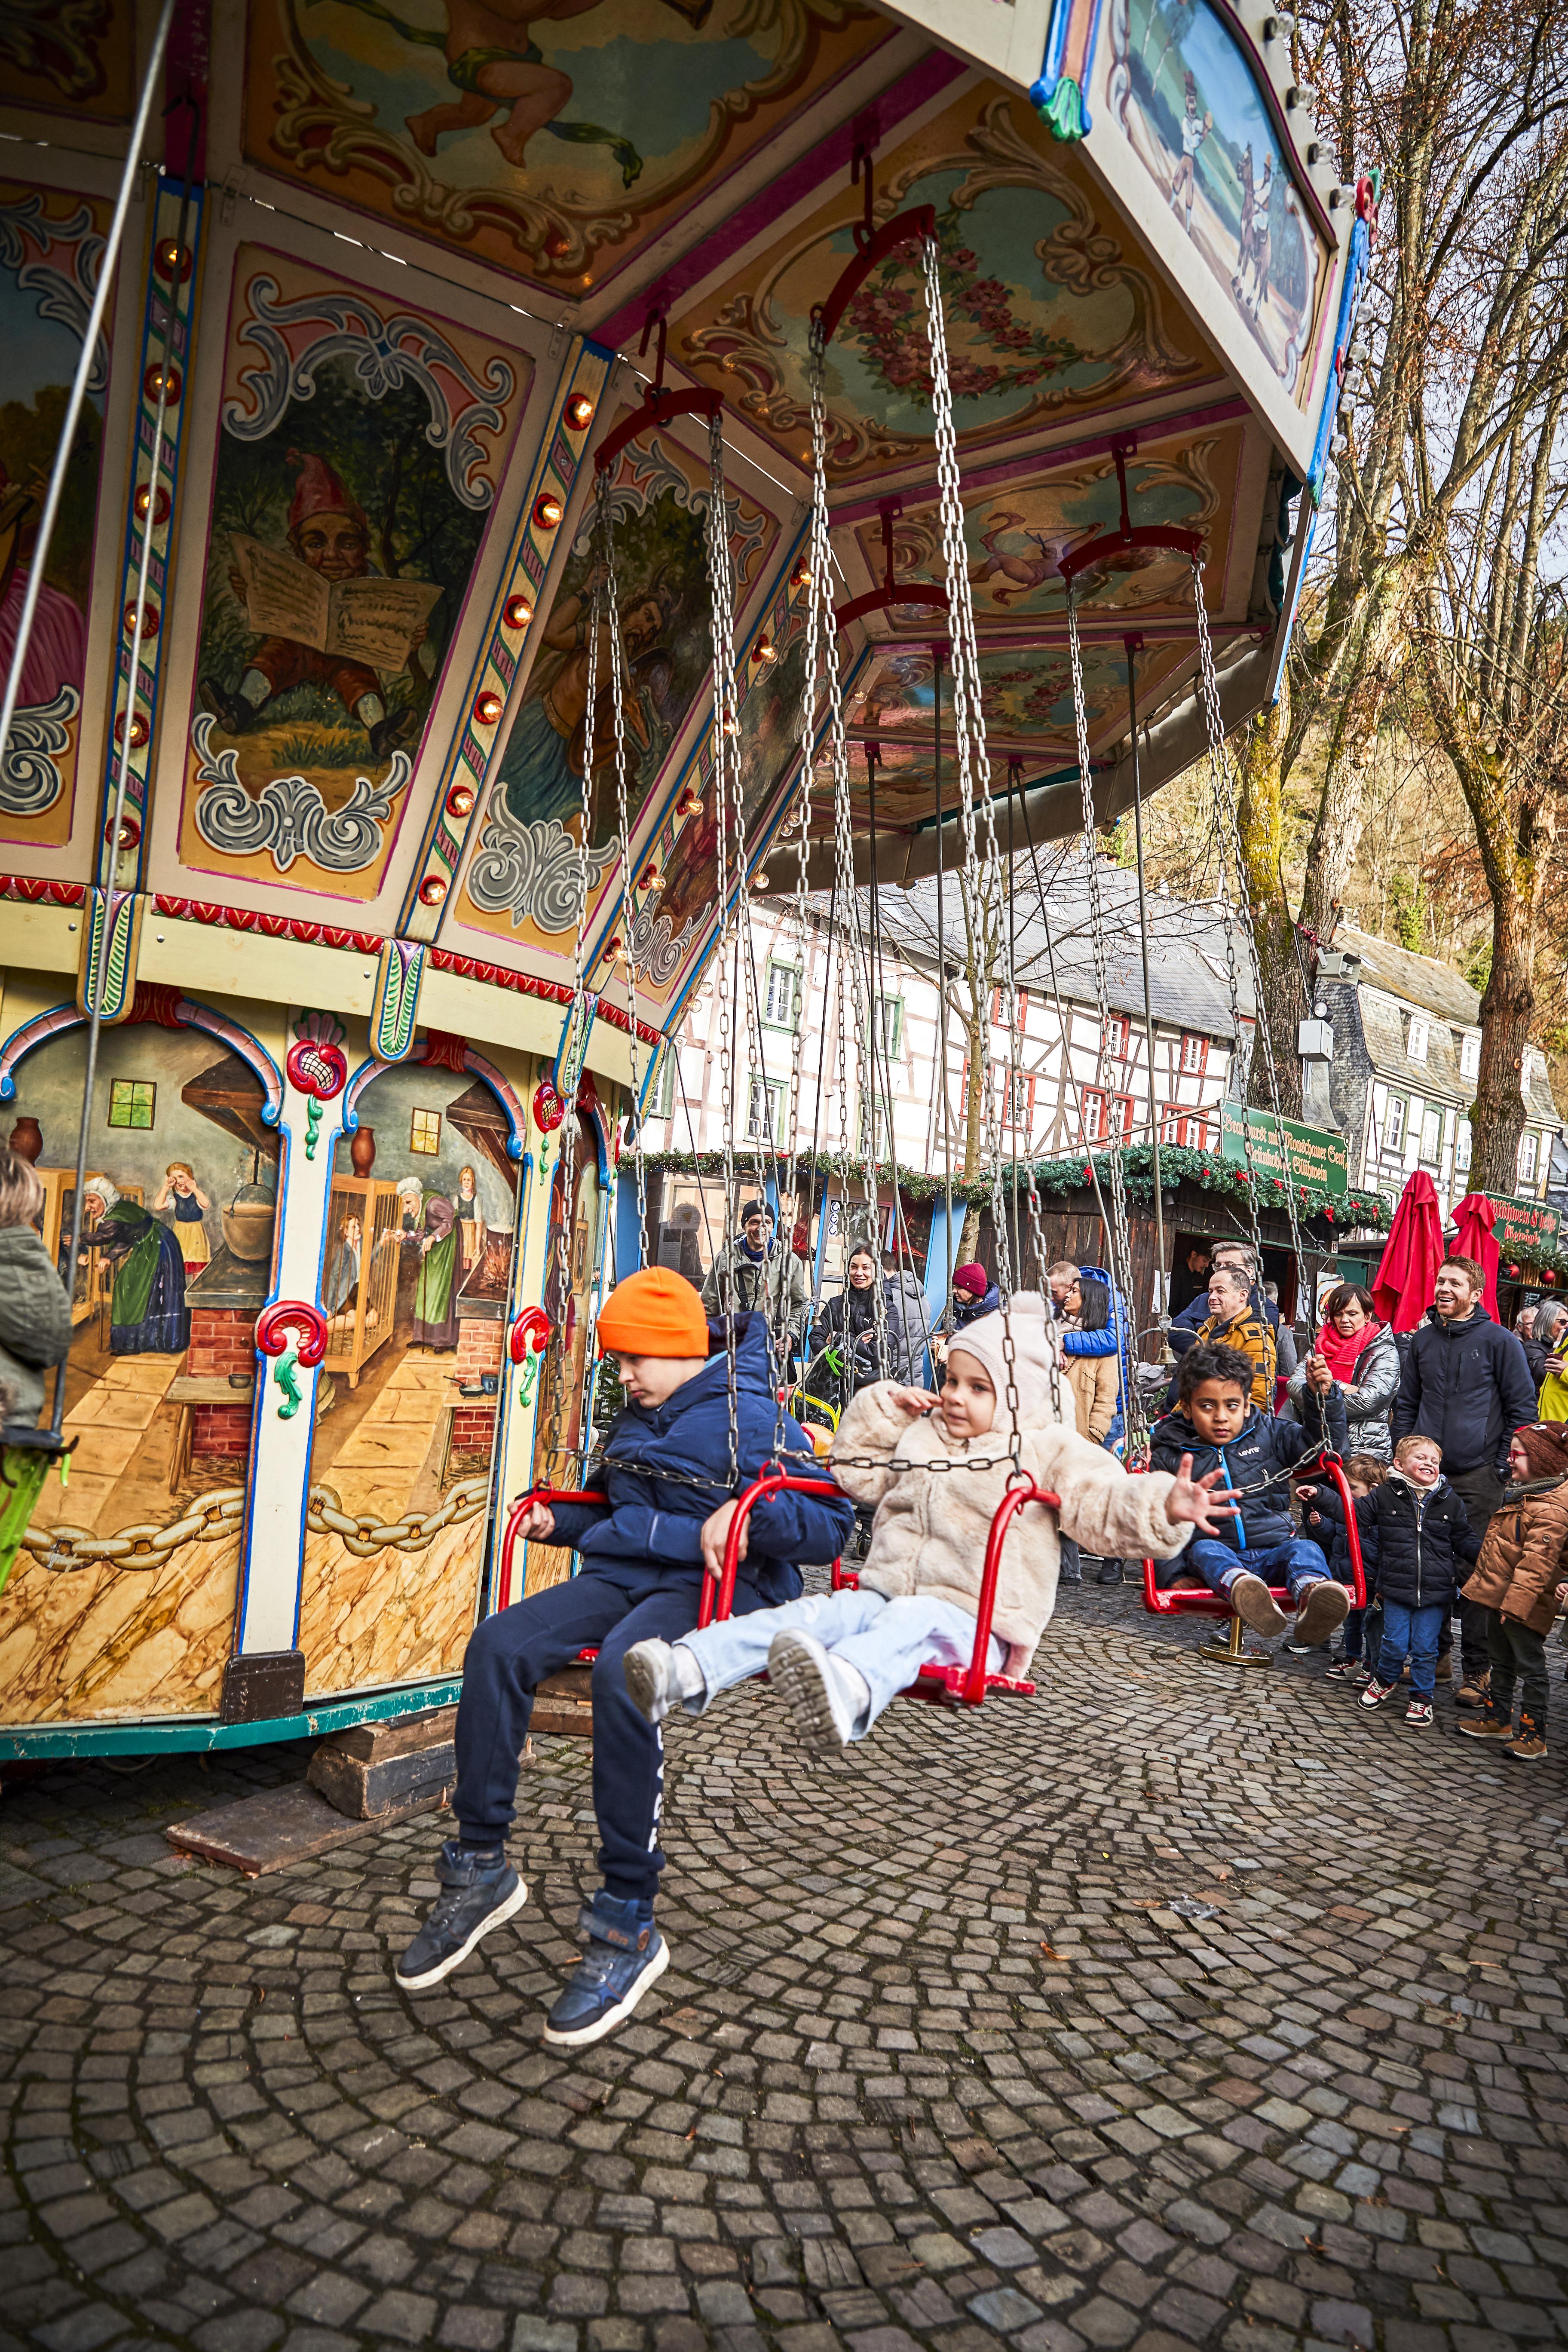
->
xmin=1126 ymin=634 xmax=1167 ymax=1331
xmin=0 ymin=0 xmax=177 ymax=775
xmin=44 ymin=0 xmax=182 ymax=1440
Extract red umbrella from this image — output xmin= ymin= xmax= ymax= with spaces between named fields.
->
xmin=1450 ymin=1191 xmax=1500 ymax=1318
xmin=1372 ymin=1170 xmax=1446 ymax=1332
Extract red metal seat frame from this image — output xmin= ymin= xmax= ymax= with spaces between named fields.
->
xmin=704 ymin=1470 xmax=1054 ymax=1706
xmin=1141 ymin=1451 xmax=1367 ymax=1660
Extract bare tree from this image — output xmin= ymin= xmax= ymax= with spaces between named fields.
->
xmin=1234 ymin=0 xmax=1568 ymax=1097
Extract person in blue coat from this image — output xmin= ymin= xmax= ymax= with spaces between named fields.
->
xmin=396 ymin=1268 xmax=853 ymax=2046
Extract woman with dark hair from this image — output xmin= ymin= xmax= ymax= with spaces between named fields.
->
xmin=808 ymin=1245 xmax=896 ymax=1410
xmin=1286 ymin=1281 xmax=1398 ymax=1461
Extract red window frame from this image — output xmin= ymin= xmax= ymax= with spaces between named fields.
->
xmin=1081 ymin=1086 xmax=1108 ymax=1143
xmin=1104 ymin=1013 xmax=1130 ymax=1060
xmin=1179 ymin=1032 xmax=1210 ymax=1077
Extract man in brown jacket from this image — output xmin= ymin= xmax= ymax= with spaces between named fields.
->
xmin=1458 ymin=1421 xmax=1568 ymax=1760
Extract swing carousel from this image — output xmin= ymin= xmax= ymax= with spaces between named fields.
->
xmin=0 ymin=0 xmax=1369 ymax=1757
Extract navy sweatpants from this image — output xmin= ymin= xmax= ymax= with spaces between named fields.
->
xmin=453 ymin=1562 xmax=787 ymax=1900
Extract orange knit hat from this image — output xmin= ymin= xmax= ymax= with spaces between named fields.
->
xmin=597 ymin=1267 xmax=710 ymax=1358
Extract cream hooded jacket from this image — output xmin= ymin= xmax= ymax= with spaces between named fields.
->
xmin=829 ymin=1295 xmax=1191 ymax=1675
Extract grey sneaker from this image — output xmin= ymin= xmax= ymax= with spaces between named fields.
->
xmin=1293 ymin=1581 xmax=1350 ymax=1647
xmin=623 ymin=1638 xmax=681 ymax=1724
xmin=395 ymin=1840 xmax=527 ymax=1991
xmin=768 ymin=1628 xmax=861 ymax=1755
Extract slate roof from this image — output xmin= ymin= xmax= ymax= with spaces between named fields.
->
xmin=1335 ymin=926 xmax=1560 ymax=1126
xmin=804 ymin=857 xmax=1255 ymax=1041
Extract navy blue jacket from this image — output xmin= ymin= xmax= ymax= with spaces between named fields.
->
xmin=1314 ymin=1472 xmax=1479 ymax=1611
xmin=1391 ymin=1304 xmax=1536 ymax=1476
xmin=954 ymin=1283 xmax=1001 ymax=1327
xmin=1149 ymin=1384 xmax=1346 ymax=1553
xmin=1298 ymin=1477 xmax=1366 ymax=1589
xmin=547 ymin=1313 xmax=853 ymax=1599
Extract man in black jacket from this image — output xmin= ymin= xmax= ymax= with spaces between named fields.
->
xmin=1391 ymin=1254 xmax=1536 ymax=1700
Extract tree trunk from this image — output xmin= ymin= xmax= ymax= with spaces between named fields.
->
xmin=1470 ymin=888 xmax=1533 ymax=1194
xmin=1296 ymin=754 xmax=1370 ymax=946
xmin=961 ymin=1003 xmax=986 ymax=1180
xmin=1234 ymin=702 xmax=1305 ymax=1118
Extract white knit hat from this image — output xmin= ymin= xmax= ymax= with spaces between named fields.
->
xmin=946 ymin=1292 xmax=1069 ymax=1433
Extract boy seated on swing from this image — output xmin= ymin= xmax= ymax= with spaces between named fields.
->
xmin=622 ymin=1292 xmax=1239 ymax=1754
xmin=395 ymin=1268 xmax=853 ymax=2046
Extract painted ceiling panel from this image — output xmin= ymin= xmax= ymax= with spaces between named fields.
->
xmin=675 ymin=83 xmax=1221 ymax=486
xmin=242 ymin=0 xmax=899 ymax=298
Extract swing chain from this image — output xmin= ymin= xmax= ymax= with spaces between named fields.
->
xmin=807 ymin=316 xmax=894 ymax=1387
xmin=1065 ymin=585 xmax=1146 ymax=1458
xmin=596 ymin=469 xmax=649 ymax=1254
xmin=921 ymin=230 xmax=1033 ymax=1455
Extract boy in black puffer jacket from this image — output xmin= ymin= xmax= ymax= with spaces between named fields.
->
xmin=1149 ymin=1341 xmax=1348 ymax=1646
xmin=1311 ymin=1432 xmax=1479 ymax=1727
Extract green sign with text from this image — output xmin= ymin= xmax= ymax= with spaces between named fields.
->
xmin=1219 ymin=1102 xmax=1350 ymax=1197
xmin=1484 ymin=1193 xmax=1560 ymax=1255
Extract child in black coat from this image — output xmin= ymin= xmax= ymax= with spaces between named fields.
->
xmin=1309 ymin=1433 xmax=1479 ymax=1727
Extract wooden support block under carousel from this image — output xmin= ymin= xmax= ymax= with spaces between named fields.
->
xmin=307 ymin=1703 xmax=459 ymax=1817
xmin=166 ymin=1779 xmax=451 ymax=1875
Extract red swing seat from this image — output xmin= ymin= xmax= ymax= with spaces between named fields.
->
xmin=704 ymin=1470 xmax=1053 ymax=1706
xmin=1139 ymin=1452 xmax=1367 ymax=1665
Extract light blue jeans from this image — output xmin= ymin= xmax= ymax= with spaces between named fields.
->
xmin=677 ymin=1586 xmax=1005 ymax=1740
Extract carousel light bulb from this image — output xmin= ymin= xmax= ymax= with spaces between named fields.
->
xmin=134 ymin=483 xmax=171 ymax=526
xmin=753 ymin=634 xmax=775 ymax=663
xmin=418 ymin=874 xmax=448 ymax=907
xmin=474 ymin=689 xmax=503 ymax=727
xmin=534 ymin=491 xmax=564 ymax=530
xmin=790 ymin=559 xmax=811 ymax=588
xmin=154 ymin=239 xmax=192 ymax=282
xmin=639 ymin=860 xmax=661 ymax=889
xmin=144 ymin=362 xmax=181 ymax=404
xmin=446 ymin=783 xmax=476 ymax=818
xmin=123 ymin=599 xmax=159 ymax=638
xmin=104 ymin=814 xmax=141 ymax=851
xmin=113 ymin=710 xmax=149 ymax=750
xmin=564 ymin=394 xmax=594 ymax=430
xmin=503 ymin=593 xmax=534 ymax=630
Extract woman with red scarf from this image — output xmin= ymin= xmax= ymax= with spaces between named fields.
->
xmin=1286 ymin=1283 xmax=1400 ymax=1460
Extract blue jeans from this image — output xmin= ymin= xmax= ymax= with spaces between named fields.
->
xmin=676 ymin=1586 xmax=1004 ymax=1738
xmin=1179 ymin=1537 xmax=1332 ymax=1601
xmin=1375 ymin=1599 xmax=1446 ymax=1698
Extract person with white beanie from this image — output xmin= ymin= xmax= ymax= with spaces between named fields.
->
xmin=622 ymin=1294 xmax=1238 ymax=1755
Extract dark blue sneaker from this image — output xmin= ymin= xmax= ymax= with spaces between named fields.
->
xmin=395 ymin=1839 xmax=527 ymax=1991
xmin=543 ymin=1890 xmax=669 ymax=2049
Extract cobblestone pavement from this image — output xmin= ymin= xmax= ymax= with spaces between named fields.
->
xmin=5 ymin=1580 xmax=1568 ymax=2352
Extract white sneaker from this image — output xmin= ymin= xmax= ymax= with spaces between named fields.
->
xmin=768 ymin=1629 xmax=864 ymax=1755
xmin=622 ymin=1639 xmax=704 ymax=1724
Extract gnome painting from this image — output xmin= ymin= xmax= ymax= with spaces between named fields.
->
xmin=181 ymin=246 xmax=527 ymax=889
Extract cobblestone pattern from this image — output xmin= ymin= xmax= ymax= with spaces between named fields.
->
xmin=4 ymin=1583 xmax=1568 ymax=2352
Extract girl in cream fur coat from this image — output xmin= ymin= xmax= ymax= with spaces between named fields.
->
xmin=622 ymin=1294 xmax=1237 ymax=1756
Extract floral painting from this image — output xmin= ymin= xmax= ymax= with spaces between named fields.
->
xmin=0 ymin=0 xmax=135 ymax=122
xmin=243 ymin=0 xmax=893 ymax=293
xmin=1103 ymin=0 xmax=1326 ymax=393
xmin=678 ymin=91 xmax=1209 ymax=483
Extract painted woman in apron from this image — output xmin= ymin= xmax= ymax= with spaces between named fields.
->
xmin=412 ymin=1194 xmax=460 ymax=1351
xmin=153 ymin=1164 xmax=212 ymax=1277
xmin=454 ymin=1166 xmax=487 ymax=1274
xmin=80 ymin=1177 xmax=191 ymax=1354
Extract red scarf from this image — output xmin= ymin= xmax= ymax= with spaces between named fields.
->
xmin=1319 ymin=1315 xmax=1380 ymax=1382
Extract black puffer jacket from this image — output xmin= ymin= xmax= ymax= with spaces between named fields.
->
xmin=1314 ymin=1470 xmax=1480 ymax=1610
xmin=1149 ymin=1385 xmax=1346 ymax=1553
xmin=1391 ymin=1305 xmax=1536 ymax=1476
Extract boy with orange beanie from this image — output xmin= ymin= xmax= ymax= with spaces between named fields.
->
xmin=396 ymin=1265 xmax=852 ymax=2046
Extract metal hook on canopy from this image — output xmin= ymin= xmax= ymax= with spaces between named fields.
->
xmin=834 ymin=498 xmax=947 ymax=632
xmin=1057 ymin=437 xmax=1203 ymax=585
xmin=812 ymin=134 xmax=937 ymax=350
xmin=595 ymin=304 xmax=723 ymax=477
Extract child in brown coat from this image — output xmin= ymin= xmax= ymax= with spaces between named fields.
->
xmin=1458 ymin=1421 xmax=1568 ymax=1761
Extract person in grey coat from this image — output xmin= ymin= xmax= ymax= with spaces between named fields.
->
xmin=1286 ymin=1281 xmax=1399 ymax=1461
xmin=0 ymin=1147 xmax=73 ymax=1432
xmin=881 ymin=1250 xmax=931 ymax=1385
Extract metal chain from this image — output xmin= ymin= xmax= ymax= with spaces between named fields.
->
xmin=773 ymin=529 xmax=820 ymax=1457
xmin=1191 ymin=564 xmax=1312 ymax=1343
xmin=703 ymin=415 xmax=745 ymax=1487
xmin=1065 ymin=585 xmax=1146 ymax=1457
xmin=922 ymin=231 xmax=1038 ymax=1463
xmin=596 ymin=469 xmax=648 ymax=1259
xmin=22 ymin=1478 xmax=491 ymax=1572
xmin=805 ymin=317 xmax=893 ymax=1388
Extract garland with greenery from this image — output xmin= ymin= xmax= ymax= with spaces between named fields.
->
xmin=639 ymin=1142 xmax=1392 ymax=1234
